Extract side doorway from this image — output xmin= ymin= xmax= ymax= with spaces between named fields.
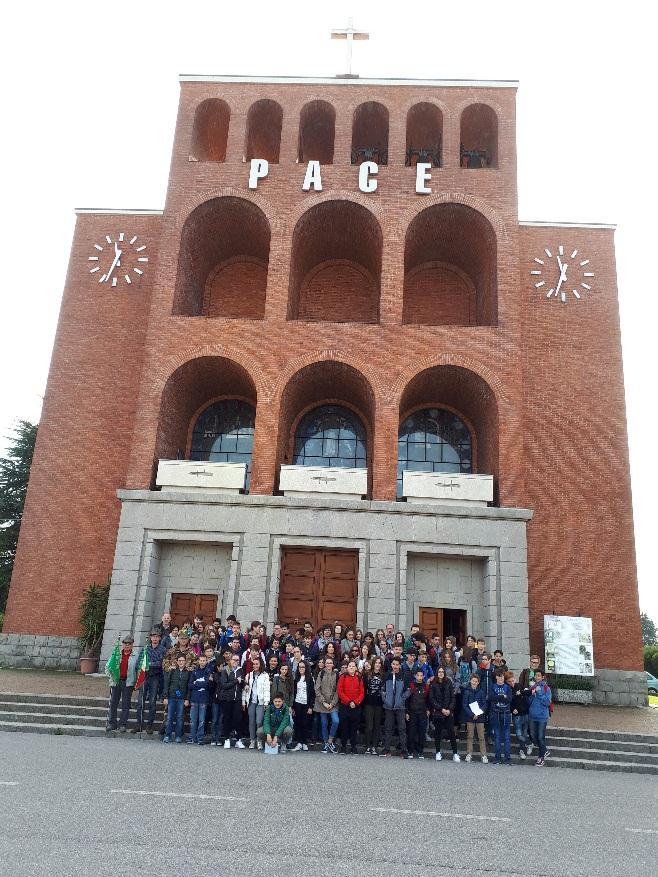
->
xmin=170 ymin=593 xmax=218 ymax=626
xmin=419 ymin=607 xmax=467 ymax=645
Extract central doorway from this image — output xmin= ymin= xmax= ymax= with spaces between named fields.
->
xmin=278 ymin=547 xmax=358 ymax=630
xmin=170 ymin=593 xmax=218 ymax=626
xmin=419 ymin=607 xmax=467 ymax=644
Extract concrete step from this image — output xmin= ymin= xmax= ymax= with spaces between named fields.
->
xmin=549 ymin=725 xmax=658 ymax=745
xmin=545 ymin=744 xmax=658 ymax=766
xmin=0 ymin=700 xmax=109 ymax=718
xmin=0 ymin=691 xmax=108 ymax=709
xmin=0 ymin=710 xmax=108 ymax=728
xmin=0 ymin=720 xmax=107 ymax=737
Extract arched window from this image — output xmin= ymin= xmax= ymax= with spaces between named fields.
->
xmin=190 ymin=400 xmax=255 ymax=477
xmin=191 ymin=99 xmax=230 ymax=162
xmin=298 ymin=100 xmax=335 ymax=164
xmin=460 ymin=103 xmax=498 ymax=168
xmin=351 ymin=101 xmax=389 ymax=165
xmin=293 ymin=405 xmax=366 ymax=469
xmin=245 ymin=99 xmax=283 ymax=163
xmin=397 ymin=408 xmax=472 ymax=496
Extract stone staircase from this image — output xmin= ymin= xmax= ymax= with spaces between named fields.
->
xmin=0 ymin=691 xmax=656 ymax=775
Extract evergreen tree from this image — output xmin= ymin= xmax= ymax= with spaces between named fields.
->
xmin=0 ymin=420 xmax=37 ymax=613
xmin=641 ymin=612 xmax=657 ymax=646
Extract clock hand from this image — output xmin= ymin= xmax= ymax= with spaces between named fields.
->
xmin=555 ymin=263 xmax=568 ymax=297
xmin=104 ymin=249 xmax=122 ymax=281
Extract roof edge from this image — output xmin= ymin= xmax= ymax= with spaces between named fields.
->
xmin=179 ymin=74 xmax=518 ymax=88
xmin=519 ymin=220 xmax=616 ymax=231
xmin=75 ymin=208 xmax=164 ymax=216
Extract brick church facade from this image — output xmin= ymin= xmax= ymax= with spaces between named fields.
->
xmin=1 ymin=73 xmax=645 ymax=703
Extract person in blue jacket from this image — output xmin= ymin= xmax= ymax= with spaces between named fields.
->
xmin=187 ymin=653 xmax=213 ymax=745
xmin=461 ymin=674 xmax=488 ymax=763
xmin=487 ymin=667 xmax=513 ymax=765
xmin=527 ymin=668 xmax=552 ymax=766
xmin=134 ymin=628 xmax=171 ymax=733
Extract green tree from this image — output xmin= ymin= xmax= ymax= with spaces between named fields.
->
xmin=641 ymin=612 xmax=657 ymax=647
xmin=0 ymin=420 xmax=38 ymax=613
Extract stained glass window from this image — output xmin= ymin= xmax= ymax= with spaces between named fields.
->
xmin=293 ymin=405 xmax=367 ymax=469
xmin=190 ymin=400 xmax=255 ymax=485
xmin=397 ymin=408 xmax=472 ymax=497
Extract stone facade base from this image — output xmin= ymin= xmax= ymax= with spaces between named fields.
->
xmin=592 ymin=669 xmax=648 ymax=707
xmin=555 ymin=688 xmax=592 ymax=705
xmin=0 ymin=633 xmax=81 ymax=671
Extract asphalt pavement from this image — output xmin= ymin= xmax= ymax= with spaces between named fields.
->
xmin=0 ymin=731 xmax=656 ymax=876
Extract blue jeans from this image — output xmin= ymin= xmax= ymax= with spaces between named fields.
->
xmin=529 ymin=719 xmax=548 ymax=758
xmin=165 ymin=698 xmax=185 ymax=740
xmin=513 ymin=714 xmax=530 ymax=752
xmin=491 ymin=711 xmax=511 ymax=761
xmin=135 ymin=674 xmax=161 ymax=728
xmin=211 ymin=703 xmax=223 ymax=743
xmin=320 ymin=709 xmax=339 ymax=742
xmin=188 ymin=702 xmax=208 ymax=743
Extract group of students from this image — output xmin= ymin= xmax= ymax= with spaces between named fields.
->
xmin=105 ymin=615 xmax=553 ymax=765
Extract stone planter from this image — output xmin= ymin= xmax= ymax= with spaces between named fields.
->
xmin=555 ymin=688 xmax=592 ymax=704
xmin=402 ymin=471 xmax=493 ymax=506
xmin=279 ymin=465 xmax=367 ymax=500
xmin=79 ymin=656 xmax=99 ymax=675
xmin=156 ymin=460 xmax=247 ymax=493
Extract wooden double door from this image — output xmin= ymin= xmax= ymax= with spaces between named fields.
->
xmin=419 ymin=607 xmax=467 ymax=644
xmin=278 ymin=548 xmax=358 ymax=630
xmin=169 ymin=593 xmax=218 ymax=626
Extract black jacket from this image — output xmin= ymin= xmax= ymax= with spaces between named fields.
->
xmin=163 ymin=667 xmax=191 ymax=700
xmin=293 ymin=672 xmax=316 ymax=709
xmin=407 ymin=681 xmax=430 ymax=713
xmin=216 ymin=666 xmax=244 ymax=702
xmin=511 ymin=682 xmax=530 ymax=716
xmin=428 ymin=678 xmax=456 ymax=715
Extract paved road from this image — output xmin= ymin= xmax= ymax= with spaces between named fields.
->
xmin=0 ymin=732 xmax=656 ymax=876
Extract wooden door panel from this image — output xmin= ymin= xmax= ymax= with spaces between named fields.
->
xmin=420 ymin=607 xmax=443 ymax=641
xmin=170 ymin=594 xmax=195 ymax=625
xmin=197 ymin=595 xmax=218 ymax=623
xmin=279 ymin=547 xmax=358 ymax=631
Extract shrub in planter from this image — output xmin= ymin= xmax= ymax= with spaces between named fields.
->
xmin=644 ymin=646 xmax=658 ymax=678
xmin=551 ymin=674 xmax=593 ymax=704
xmin=79 ymin=578 xmax=110 ymax=673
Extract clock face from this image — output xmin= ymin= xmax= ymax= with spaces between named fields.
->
xmin=87 ymin=233 xmax=148 ymax=287
xmin=530 ymin=245 xmax=595 ymax=303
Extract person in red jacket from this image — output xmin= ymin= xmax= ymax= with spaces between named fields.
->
xmin=337 ymin=660 xmax=365 ymax=754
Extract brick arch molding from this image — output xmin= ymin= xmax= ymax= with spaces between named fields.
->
xmin=398 ymin=192 xmax=508 ymax=243
xmin=388 ymin=353 xmax=508 ymax=409
xmin=174 ymin=186 xmax=280 ymax=235
xmin=285 ymin=189 xmax=385 ymax=235
xmin=270 ymin=348 xmax=385 ymax=405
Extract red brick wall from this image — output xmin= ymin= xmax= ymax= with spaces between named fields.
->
xmin=4 ymin=213 xmax=158 ymax=636
xmin=203 ymin=258 xmax=267 ymax=319
xmin=519 ymin=226 xmax=642 ymax=671
xmin=6 ymin=79 xmax=642 ymax=671
xmin=403 ymin=263 xmax=475 ymax=325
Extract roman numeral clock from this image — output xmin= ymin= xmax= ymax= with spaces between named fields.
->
xmin=530 ymin=245 xmax=595 ymax=303
xmin=87 ymin=232 xmax=148 ymax=287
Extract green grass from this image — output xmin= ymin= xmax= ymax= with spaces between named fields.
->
xmin=649 ymin=695 xmax=658 ymax=707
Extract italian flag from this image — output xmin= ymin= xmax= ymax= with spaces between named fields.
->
xmin=135 ymin=647 xmax=149 ymax=690
xmin=105 ymin=639 xmax=121 ymax=686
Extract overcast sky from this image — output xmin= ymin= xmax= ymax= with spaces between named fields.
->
xmin=1 ymin=1 xmax=656 ymax=622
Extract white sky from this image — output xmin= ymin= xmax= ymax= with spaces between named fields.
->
xmin=1 ymin=1 xmax=656 ymax=622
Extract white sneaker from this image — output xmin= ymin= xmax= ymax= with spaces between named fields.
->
xmin=519 ymin=749 xmax=526 ymax=760
xmin=435 ymin=752 xmax=442 ymax=761
xmin=257 ymin=741 xmax=263 ymax=750
xmin=293 ymin=742 xmax=303 ymax=751
xmin=482 ymin=755 xmax=489 ymax=764
xmin=223 ymin=739 xmax=231 ymax=749
xmin=235 ymin=739 xmax=246 ymax=749
xmin=210 ymin=741 xmax=218 ymax=747
xmin=465 ymin=753 xmax=472 ymax=763
xmin=527 ymin=744 xmax=534 ymax=755
xmin=248 ymin=740 xmax=256 ymax=749
xmin=302 ymin=744 xmax=309 ymax=751
xmin=453 ymin=753 xmax=461 ymax=762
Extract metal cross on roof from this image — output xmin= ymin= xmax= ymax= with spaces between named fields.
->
xmin=331 ymin=18 xmax=369 ymax=76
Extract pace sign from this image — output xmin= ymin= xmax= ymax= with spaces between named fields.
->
xmin=248 ymin=158 xmax=436 ymax=195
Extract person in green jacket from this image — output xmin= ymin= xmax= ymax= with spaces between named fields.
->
xmin=257 ymin=694 xmax=293 ymax=751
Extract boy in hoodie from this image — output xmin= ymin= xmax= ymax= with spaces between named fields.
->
xmin=380 ymin=657 xmax=411 ymax=759
xmin=162 ymin=654 xmax=191 ymax=743
xmin=258 ymin=693 xmax=293 ymax=751
xmin=187 ymin=653 xmax=212 ymax=744
xmin=487 ymin=667 xmax=513 ymax=765
xmin=406 ymin=669 xmax=430 ymax=759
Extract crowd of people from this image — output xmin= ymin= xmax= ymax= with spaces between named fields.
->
xmin=105 ymin=614 xmax=552 ymax=765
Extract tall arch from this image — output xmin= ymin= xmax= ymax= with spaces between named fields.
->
xmin=276 ymin=360 xmax=376 ymax=493
xmin=403 ymin=203 xmax=497 ymax=326
xmin=298 ymin=100 xmax=335 ymax=164
xmin=173 ymin=197 xmax=271 ymax=318
xmin=245 ymin=99 xmax=283 ymax=163
xmin=399 ymin=364 xmax=499 ymax=494
xmin=405 ymin=102 xmax=442 ymax=167
xmin=288 ymin=200 xmax=382 ymax=323
xmin=190 ymin=99 xmax=230 ymax=162
xmin=351 ymin=101 xmax=389 ymax=165
xmin=460 ymin=103 xmax=498 ymax=168
xmin=155 ymin=356 xmax=258 ymax=464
